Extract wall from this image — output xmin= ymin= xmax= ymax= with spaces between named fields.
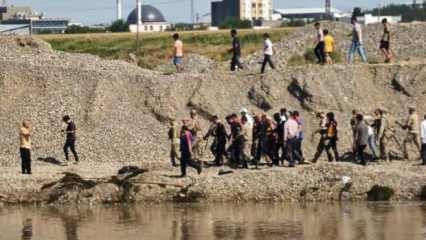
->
xmin=129 ymin=23 xmax=169 ymax=32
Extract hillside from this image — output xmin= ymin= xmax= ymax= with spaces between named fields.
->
xmin=0 ymin=22 xmax=426 ymax=204
xmin=0 ymin=22 xmax=425 ymax=169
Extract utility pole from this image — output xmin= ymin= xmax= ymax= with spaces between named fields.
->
xmin=136 ymin=0 xmax=142 ymax=51
xmin=325 ymin=0 xmax=331 ymax=20
xmin=190 ymin=0 xmax=194 ymax=24
xmin=377 ymin=4 xmax=381 ymax=22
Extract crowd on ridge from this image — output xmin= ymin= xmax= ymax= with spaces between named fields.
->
xmin=169 ymin=107 xmax=426 ymax=177
xmin=172 ymin=17 xmax=393 ymax=74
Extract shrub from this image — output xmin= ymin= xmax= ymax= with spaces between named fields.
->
xmin=282 ymin=20 xmax=306 ymax=27
xmin=289 ymin=48 xmax=343 ymax=66
xmin=65 ymin=25 xmax=105 ymax=34
xmin=108 ymin=20 xmax=129 ymax=32
xmin=304 ymin=48 xmax=317 ymax=63
xmin=220 ymin=17 xmax=252 ymax=29
xmin=420 ymin=186 xmax=426 ymax=201
xmin=367 ymin=185 xmax=395 ymax=201
xmin=288 ymin=54 xmax=305 ymax=66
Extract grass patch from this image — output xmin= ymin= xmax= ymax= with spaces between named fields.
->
xmin=39 ymin=29 xmax=291 ymax=69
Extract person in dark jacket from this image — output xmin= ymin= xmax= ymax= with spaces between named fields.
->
xmin=355 ymin=114 xmax=369 ymax=166
xmin=229 ymin=29 xmax=244 ymax=71
xmin=62 ymin=115 xmax=79 ymax=164
xmin=180 ymin=124 xmax=202 ymax=177
xmin=274 ymin=112 xmax=286 ymax=165
xmin=204 ymin=115 xmax=227 ymax=166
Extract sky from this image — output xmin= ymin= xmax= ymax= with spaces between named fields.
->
xmin=8 ymin=0 xmax=409 ymax=24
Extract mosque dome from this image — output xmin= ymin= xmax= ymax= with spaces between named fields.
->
xmin=126 ymin=5 xmax=166 ymax=24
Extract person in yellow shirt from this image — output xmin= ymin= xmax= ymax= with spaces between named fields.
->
xmin=19 ymin=120 xmax=32 ymax=174
xmin=323 ymin=29 xmax=335 ymax=65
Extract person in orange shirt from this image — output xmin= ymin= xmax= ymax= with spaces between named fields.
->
xmin=172 ymin=33 xmax=184 ymax=73
xmin=323 ymin=29 xmax=335 ymax=65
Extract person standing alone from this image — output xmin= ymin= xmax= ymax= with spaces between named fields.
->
xmin=229 ymin=29 xmax=244 ymax=71
xmin=380 ymin=18 xmax=392 ymax=63
xmin=19 ymin=120 xmax=32 ymax=174
xmin=172 ymin=33 xmax=184 ymax=73
xmin=261 ymin=33 xmax=275 ymax=74
xmin=62 ymin=115 xmax=79 ymax=164
xmin=347 ymin=17 xmax=368 ymax=64
xmin=314 ymin=22 xmax=325 ymax=64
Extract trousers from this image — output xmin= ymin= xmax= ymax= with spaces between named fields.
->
xmin=261 ymin=55 xmax=275 ymax=73
xmin=64 ymin=139 xmax=79 ymax=162
xmin=20 ymin=148 xmax=31 ymax=174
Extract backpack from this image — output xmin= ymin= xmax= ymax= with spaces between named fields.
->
xmin=327 ymin=121 xmax=338 ymax=139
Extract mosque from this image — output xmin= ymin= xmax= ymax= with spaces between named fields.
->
xmin=126 ymin=4 xmax=169 ymax=32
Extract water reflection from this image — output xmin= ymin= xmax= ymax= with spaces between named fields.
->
xmin=21 ymin=218 xmax=32 ymax=240
xmin=0 ymin=202 xmax=425 ymax=240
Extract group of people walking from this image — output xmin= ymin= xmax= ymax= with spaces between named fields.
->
xmin=169 ymin=107 xmax=426 ymax=177
xmin=172 ymin=16 xmax=394 ymax=74
xmin=18 ymin=115 xmax=79 ymax=174
xmin=314 ymin=17 xmax=393 ymax=65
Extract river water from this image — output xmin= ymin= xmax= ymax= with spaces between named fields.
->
xmin=0 ymin=202 xmax=425 ymax=240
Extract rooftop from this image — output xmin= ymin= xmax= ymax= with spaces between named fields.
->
xmin=274 ymin=7 xmax=343 ymax=15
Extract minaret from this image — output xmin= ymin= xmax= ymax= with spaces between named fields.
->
xmin=116 ymin=0 xmax=122 ymax=20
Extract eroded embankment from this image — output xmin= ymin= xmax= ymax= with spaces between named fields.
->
xmin=0 ymin=161 xmax=425 ymax=205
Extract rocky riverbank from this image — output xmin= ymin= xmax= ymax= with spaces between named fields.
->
xmin=0 ymin=159 xmax=425 ymax=205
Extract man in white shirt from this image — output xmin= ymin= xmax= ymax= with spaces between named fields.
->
xmin=261 ymin=33 xmax=275 ymax=74
xmin=421 ymin=114 xmax=426 ymax=165
xmin=347 ymin=17 xmax=368 ymax=64
xmin=314 ymin=22 xmax=325 ymax=64
xmin=284 ymin=112 xmax=300 ymax=167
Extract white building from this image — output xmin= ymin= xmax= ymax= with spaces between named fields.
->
xmin=358 ymin=14 xmax=402 ymax=25
xmin=274 ymin=7 xmax=343 ymax=22
xmin=240 ymin=0 xmax=273 ymax=21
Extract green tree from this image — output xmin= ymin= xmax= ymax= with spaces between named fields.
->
xmin=352 ymin=7 xmax=363 ymax=18
xmin=65 ymin=25 xmax=105 ymax=34
xmin=367 ymin=3 xmax=426 ymax=22
xmin=108 ymin=20 xmax=129 ymax=32
xmin=219 ymin=17 xmax=252 ymax=29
